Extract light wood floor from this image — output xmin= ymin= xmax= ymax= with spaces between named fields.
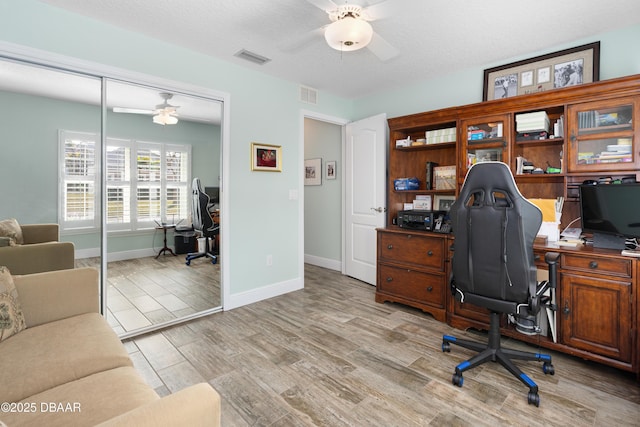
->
xmin=124 ymin=264 xmax=640 ymax=426
xmin=77 ymin=255 xmax=220 ymax=334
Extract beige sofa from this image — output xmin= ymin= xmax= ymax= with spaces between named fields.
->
xmin=0 ymin=267 xmax=220 ymax=426
xmin=0 ymin=223 xmax=75 ymax=275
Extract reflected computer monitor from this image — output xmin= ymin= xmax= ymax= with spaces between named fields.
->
xmin=204 ymin=186 xmax=219 ymax=204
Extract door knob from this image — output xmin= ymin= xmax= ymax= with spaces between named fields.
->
xmin=371 ymin=207 xmax=386 ymax=213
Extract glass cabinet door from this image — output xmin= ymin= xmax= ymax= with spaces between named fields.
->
xmin=567 ymin=98 xmax=638 ymax=173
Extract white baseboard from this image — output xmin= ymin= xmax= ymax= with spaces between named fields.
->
xmin=224 ymin=277 xmax=303 ymax=311
xmin=75 ymin=247 xmax=157 ymax=262
xmin=304 ymin=254 xmax=342 ymax=271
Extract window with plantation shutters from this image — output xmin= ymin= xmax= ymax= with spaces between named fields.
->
xmin=59 ymin=131 xmax=99 ymax=230
xmin=106 ymin=141 xmax=131 ymax=227
xmin=165 ymin=146 xmax=190 ymax=222
xmin=59 ymin=131 xmax=191 ymax=233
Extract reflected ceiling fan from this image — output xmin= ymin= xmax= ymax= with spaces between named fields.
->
xmin=287 ymin=0 xmax=399 ymax=61
xmin=113 ymin=92 xmax=180 ymax=125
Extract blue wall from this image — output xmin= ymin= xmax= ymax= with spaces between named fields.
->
xmin=353 ymin=25 xmax=640 ymax=120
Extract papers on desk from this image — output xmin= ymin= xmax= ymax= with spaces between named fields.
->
xmin=530 ymin=197 xmax=563 ymax=242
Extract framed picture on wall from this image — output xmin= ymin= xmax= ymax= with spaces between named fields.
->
xmin=304 ymin=158 xmax=321 ymax=185
xmin=325 ymin=160 xmax=336 ymax=180
xmin=483 ymin=42 xmax=600 ymax=100
xmin=251 ymin=142 xmax=282 ymax=172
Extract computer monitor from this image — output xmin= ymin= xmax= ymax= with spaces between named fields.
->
xmin=579 ymin=183 xmax=640 ymax=249
xmin=204 ymin=186 xmax=219 ymax=204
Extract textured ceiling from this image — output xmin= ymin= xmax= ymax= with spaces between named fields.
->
xmin=27 ymin=0 xmax=640 ymax=98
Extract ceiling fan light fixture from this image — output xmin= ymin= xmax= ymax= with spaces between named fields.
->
xmin=324 ymin=15 xmax=373 ymax=52
xmin=153 ymin=111 xmax=178 ymax=125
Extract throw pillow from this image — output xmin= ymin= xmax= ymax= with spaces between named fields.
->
xmin=0 ymin=237 xmax=10 ymax=247
xmin=0 ymin=218 xmax=23 ymax=246
xmin=0 ymin=266 xmax=27 ymax=342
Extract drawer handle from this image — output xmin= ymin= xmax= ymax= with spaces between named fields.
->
xmin=589 ymin=261 xmax=598 ymax=269
xmin=407 ymin=234 xmax=412 ymax=239
xmin=387 ymin=244 xmax=393 ymax=250
xmin=427 ymin=250 xmax=433 ymax=256
xmin=563 ymin=300 xmax=570 ymax=316
xmin=386 ymin=277 xmax=393 ymax=282
xmin=427 ymin=286 xmax=433 ymax=292
xmin=534 ymin=255 xmax=541 ymax=261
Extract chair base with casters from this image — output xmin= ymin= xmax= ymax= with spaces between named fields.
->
xmin=185 ymin=236 xmax=218 ymax=265
xmin=442 ymin=312 xmax=554 ymax=407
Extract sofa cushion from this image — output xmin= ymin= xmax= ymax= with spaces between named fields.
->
xmin=0 ymin=218 xmax=23 ymax=245
xmin=0 ymin=266 xmax=26 ymax=342
xmin=1 ymin=366 xmax=159 ymax=427
xmin=0 ymin=312 xmax=132 ymax=403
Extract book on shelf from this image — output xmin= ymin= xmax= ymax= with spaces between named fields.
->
xmin=425 ymin=161 xmax=438 ymax=190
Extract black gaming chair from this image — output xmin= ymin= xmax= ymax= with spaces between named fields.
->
xmin=442 ymin=161 xmax=559 ymax=406
xmin=185 ymin=177 xmax=219 ymax=266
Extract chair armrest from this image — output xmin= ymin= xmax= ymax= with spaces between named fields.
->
xmin=96 ymin=383 xmax=221 ymax=427
xmin=20 ymin=223 xmax=59 ymax=244
xmin=13 ymin=267 xmax=99 ymax=327
xmin=544 ymin=251 xmax=560 ymax=289
xmin=531 ymin=251 xmax=560 ymax=314
xmin=0 ymin=241 xmax=75 ymax=275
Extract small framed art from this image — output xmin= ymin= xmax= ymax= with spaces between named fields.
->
xmin=434 ymin=195 xmax=456 ymax=211
xmin=251 ymin=143 xmax=282 ymax=172
xmin=325 ymin=160 xmax=336 ymax=180
xmin=304 ymin=158 xmax=322 ymax=186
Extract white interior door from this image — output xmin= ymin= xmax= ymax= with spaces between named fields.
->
xmin=344 ymin=113 xmax=387 ymax=285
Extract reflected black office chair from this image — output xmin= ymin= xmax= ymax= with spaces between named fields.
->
xmin=442 ymin=162 xmax=559 ymax=406
xmin=186 ymin=177 xmax=219 ymax=266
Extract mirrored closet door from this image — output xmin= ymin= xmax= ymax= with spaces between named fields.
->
xmin=103 ymin=80 xmax=223 ymax=337
xmin=0 ymin=57 xmax=223 ymax=339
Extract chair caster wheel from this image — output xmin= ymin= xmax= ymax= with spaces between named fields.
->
xmin=542 ymin=362 xmax=555 ymax=375
xmin=442 ymin=342 xmax=451 ymax=352
xmin=185 ymin=260 xmax=191 ymax=266
xmin=452 ymin=373 xmax=463 ymax=387
xmin=528 ymin=391 xmax=540 ymax=406
xmin=211 ymin=258 xmax=217 ymax=265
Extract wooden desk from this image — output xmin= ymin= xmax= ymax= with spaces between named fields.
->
xmin=376 ymin=227 xmax=639 ymax=378
xmin=210 ymin=210 xmax=220 ymax=254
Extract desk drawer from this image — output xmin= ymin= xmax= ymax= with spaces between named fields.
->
xmin=379 ymin=232 xmax=445 ymax=270
xmin=378 ymin=264 xmax=445 ymax=307
xmin=560 ymin=253 xmax=632 ymax=278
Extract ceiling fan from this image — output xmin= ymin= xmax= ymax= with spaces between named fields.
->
xmin=287 ymin=0 xmax=399 ymax=61
xmin=113 ymin=92 xmax=180 ymax=125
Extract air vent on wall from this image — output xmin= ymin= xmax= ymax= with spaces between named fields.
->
xmin=234 ymin=49 xmax=271 ymax=65
xmin=300 ymin=85 xmax=318 ymax=105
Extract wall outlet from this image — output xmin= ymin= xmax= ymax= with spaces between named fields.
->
xmin=266 ymin=254 xmax=273 ymax=266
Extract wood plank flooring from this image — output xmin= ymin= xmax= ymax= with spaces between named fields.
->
xmin=124 ymin=264 xmax=640 ymax=426
xmin=77 ymin=255 xmax=220 ymax=334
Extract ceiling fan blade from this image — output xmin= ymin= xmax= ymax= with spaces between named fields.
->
xmin=367 ymin=32 xmax=399 ymax=62
xmin=279 ymin=26 xmax=326 ymax=52
xmin=361 ymin=0 xmax=397 ymax=21
xmin=305 ymin=0 xmax=338 ymax=12
xmin=113 ymin=107 xmax=153 ymax=115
